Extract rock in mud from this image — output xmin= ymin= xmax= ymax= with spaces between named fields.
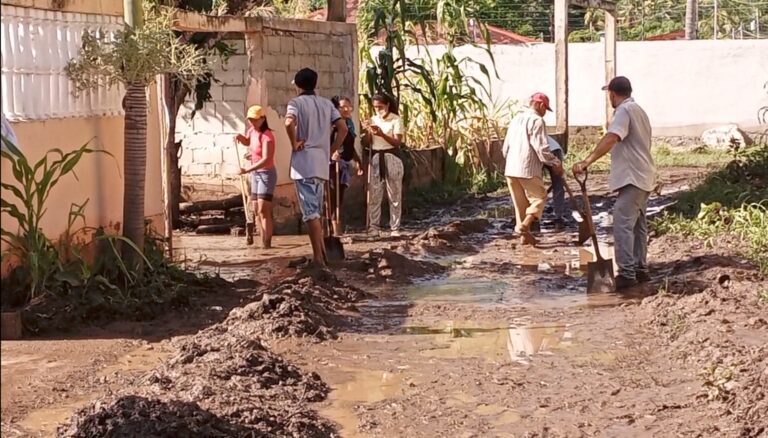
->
xmin=57 ymin=395 xmax=258 ymax=437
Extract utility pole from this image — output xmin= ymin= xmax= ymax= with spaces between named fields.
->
xmin=757 ymin=7 xmax=761 ymax=38
xmin=713 ymin=0 xmax=718 ymax=39
xmin=685 ymin=0 xmax=698 ymax=40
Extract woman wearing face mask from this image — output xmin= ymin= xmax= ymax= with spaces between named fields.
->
xmin=363 ymin=94 xmax=405 ymax=237
xmin=329 ymin=96 xmax=364 ymax=235
xmin=235 ymin=105 xmax=277 ymax=249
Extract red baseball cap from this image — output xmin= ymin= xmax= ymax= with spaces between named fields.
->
xmin=531 ymin=92 xmax=552 ymax=112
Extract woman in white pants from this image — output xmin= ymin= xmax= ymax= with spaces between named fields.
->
xmin=363 ymin=94 xmax=405 ymax=237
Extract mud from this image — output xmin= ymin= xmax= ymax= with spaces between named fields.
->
xmin=352 ymin=249 xmax=446 ymax=281
xmin=208 ymin=270 xmax=369 ymax=341
xmin=57 ymin=395 xmax=257 ymax=437
xmin=398 ymin=219 xmax=491 ymax=256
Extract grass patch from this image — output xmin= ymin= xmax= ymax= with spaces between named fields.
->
xmin=564 ymin=142 xmax=731 ymax=172
xmin=651 ymin=144 xmax=768 ymax=274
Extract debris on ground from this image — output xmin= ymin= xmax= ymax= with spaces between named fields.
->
xmin=201 ymin=270 xmax=369 ymax=341
xmin=57 ymin=395 xmax=258 ymax=438
xmin=641 ymin=235 xmax=768 ymax=436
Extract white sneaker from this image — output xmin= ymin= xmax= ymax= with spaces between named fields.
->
xmin=390 ymin=230 xmax=401 ymax=237
xmin=368 ymin=229 xmax=381 ymax=238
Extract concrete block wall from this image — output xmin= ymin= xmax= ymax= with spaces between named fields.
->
xmin=176 ymin=37 xmax=248 ymax=177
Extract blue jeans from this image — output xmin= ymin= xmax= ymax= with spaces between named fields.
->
xmin=294 ymin=178 xmax=324 ymax=222
xmin=251 ymin=167 xmax=277 ymax=201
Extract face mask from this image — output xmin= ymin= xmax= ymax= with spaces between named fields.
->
xmin=376 ymin=109 xmax=388 ymax=118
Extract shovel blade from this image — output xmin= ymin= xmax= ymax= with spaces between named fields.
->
xmin=324 ymin=236 xmax=345 ymax=262
xmin=586 ymin=259 xmax=615 ymax=293
xmin=577 ymin=221 xmax=591 ymax=245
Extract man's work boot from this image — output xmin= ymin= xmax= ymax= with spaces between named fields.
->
xmin=615 ymin=275 xmax=638 ymax=290
xmin=636 ymin=271 xmax=652 ymax=283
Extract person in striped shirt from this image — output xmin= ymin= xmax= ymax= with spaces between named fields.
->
xmin=502 ymin=92 xmax=564 ymax=246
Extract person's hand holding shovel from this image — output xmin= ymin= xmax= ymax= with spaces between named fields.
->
xmin=572 ymin=160 xmax=589 ymax=176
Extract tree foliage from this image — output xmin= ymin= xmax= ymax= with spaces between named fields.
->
xmin=65 ymin=3 xmax=210 ymax=91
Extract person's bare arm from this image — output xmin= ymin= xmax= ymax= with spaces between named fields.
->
xmin=331 ymin=119 xmax=348 ymax=152
xmin=284 ymin=115 xmax=304 ymax=151
xmin=235 ymin=133 xmax=250 ymax=146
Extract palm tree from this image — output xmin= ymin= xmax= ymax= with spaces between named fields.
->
xmin=66 ymin=2 xmax=209 ymax=266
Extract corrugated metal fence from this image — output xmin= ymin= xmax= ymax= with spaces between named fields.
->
xmin=0 ymin=4 xmax=124 ymax=122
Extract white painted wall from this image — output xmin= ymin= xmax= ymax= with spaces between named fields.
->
xmin=402 ymin=39 xmax=768 ymax=136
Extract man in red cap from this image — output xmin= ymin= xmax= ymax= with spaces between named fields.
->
xmin=572 ymin=76 xmax=655 ymax=290
xmin=502 ymin=92 xmax=564 ymax=245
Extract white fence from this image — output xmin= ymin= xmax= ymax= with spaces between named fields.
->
xmin=0 ymin=4 xmax=124 ymax=121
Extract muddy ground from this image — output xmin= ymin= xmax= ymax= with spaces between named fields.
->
xmin=1 ymin=167 xmax=766 ymax=437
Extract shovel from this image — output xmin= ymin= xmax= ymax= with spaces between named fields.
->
xmin=323 ymin=177 xmax=345 ymax=262
xmin=573 ymin=169 xmax=615 ymax=293
xmin=563 ymin=182 xmax=591 ymax=245
xmin=233 ymin=139 xmax=255 ymax=245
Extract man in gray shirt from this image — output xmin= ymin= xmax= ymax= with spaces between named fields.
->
xmin=285 ymin=68 xmax=348 ymax=267
xmin=572 ymin=76 xmax=655 ymax=290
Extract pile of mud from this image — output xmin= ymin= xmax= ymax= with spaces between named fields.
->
xmin=57 ymin=271 xmax=371 ymax=437
xmin=207 ymin=270 xmax=369 ymax=340
xmin=57 ymin=395 xmax=258 ymax=437
xmin=358 ymin=249 xmax=446 ymax=281
xmin=639 ymin=246 xmax=767 ymax=437
xmin=403 ymin=219 xmax=490 ymax=255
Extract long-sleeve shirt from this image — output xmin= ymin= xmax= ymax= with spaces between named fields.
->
xmin=502 ymin=108 xmax=560 ymax=178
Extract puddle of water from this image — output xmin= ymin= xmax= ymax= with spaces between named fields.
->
xmin=405 ymin=275 xmax=638 ymax=310
xmin=320 ymin=368 xmax=407 ymax=437
xmin=14 ymin=344 xmax=168 ymax=437
xmin=18 ymin=396 xmax=94 ymax=436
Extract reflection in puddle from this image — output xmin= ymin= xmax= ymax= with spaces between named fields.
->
xmin=399 ymin=322 xmax=573 ymax=365
xmin=507 ymin=324 xmax=571 ymax=363
xmin=405 ymin=275 xmax=638 ymax=310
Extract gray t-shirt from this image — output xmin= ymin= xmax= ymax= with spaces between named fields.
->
xmin=286 ymin=94 xmax=341 ymax=180
xmin=607 ymin=98 xmax=655 ymax=192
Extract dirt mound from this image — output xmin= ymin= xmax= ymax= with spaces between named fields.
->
xmin=57 ymin=395 xmax=258 ymax=437
xmin=209 ymin=270 xmax=368 ymax=341
xmin=357 ymin=249 xmax=446 ymax=281
xmin=140 ymin=335 xmax=332 ymax=436
xmin=403 ymin=219 xmax=490 ymax=255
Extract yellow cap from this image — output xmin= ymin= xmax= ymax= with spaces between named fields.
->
xmin=246 ymin=105 xmax=265 ymax=119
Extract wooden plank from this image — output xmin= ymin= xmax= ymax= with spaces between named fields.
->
xmin=569 ymin=0 xmax=617 ymax=12
xmin=554 ymin=0 xmax=569 ymax=148
xmin=604 ymin=10 xmax=617 ymax=128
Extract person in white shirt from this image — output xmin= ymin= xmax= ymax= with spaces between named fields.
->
xmin=572 ymin=76 xmax=655 ymax=290
xmin=502 ymin=92 xmax=564 ymax=246
xmin=362 ymin=94 xmax=405 ymax=238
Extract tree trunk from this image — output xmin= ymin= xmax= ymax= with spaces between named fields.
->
xmin=122 ymin=82 xmax=148 ymax=264
xmin=685 ymin=0 xmax=698 ymax=39
xmin=327 ymin=0 xmax=346 ymax=22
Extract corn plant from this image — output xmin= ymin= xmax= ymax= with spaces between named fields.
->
xmin=0 ymin=135 xmax=112 ymax=303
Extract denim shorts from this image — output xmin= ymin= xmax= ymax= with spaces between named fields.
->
xmin=251 ymin=167 xmax=277 ymax=201
xmin=295 ymin=177 xmax=324 ymax=222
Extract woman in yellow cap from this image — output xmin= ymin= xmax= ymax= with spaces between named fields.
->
xmin=235 ymin=105 xmax=277 ymax=248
